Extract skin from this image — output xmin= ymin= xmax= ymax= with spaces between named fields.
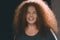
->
xmin=26 ymin=0 xmax=58 ymax=34
xmin=26 ymin=6 xmax=37 ymax=24
xmin=14 ymin=0 xmax=58 ymax=34
xmin=25 ymin=6 xmax=39 ymax=36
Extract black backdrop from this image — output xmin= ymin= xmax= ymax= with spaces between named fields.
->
xmin=0 ymin=0 xmax=51 ymax=40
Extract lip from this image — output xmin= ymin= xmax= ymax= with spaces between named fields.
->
xmin=28 ymin=17 xmax=34 ymax=21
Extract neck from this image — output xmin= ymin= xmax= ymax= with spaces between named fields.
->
xmin=25 ymin=23 xmax=39 ymax=36
xmin=27 ymin=23 xmax=37 ymax=29
xmin=25 ymin=24 xmax=39 ymax=36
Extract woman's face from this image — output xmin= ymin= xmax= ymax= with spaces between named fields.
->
xmin=26 ymin=6 xmax=37 ymax=24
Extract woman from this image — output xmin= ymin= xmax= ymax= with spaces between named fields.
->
xmin=13 ymin=0 xmax=58 ymax=40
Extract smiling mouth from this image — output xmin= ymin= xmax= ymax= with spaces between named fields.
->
xmin=28 ymin=17 xmax=34 ymax=21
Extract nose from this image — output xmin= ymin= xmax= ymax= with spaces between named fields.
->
xmin=30 ymin=12 xmax=33 ymax=16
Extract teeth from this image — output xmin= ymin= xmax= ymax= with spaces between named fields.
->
xmin=29 ymin=17 xmax=34 ymax=21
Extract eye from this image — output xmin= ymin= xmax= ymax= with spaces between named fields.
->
xmin=33 ymin=11 xmax=37 ymax=14
xmin=27 ymin=11 xmax=30 ymax=14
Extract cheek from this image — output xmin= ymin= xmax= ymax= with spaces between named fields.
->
xmin=26 ymin=14 xmax=37 ymax=19
xmin=34 ymin=14 xmax=37 ymax=19
xmin=26 ymin=14 xmax=29 ymax=20
xmin=26 ymin=14 xmax=38 ymax=21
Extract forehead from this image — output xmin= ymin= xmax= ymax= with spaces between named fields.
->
xmin=27 ymin=6 xmax=36 ymax=11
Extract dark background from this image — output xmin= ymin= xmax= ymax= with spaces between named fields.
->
xmin=51 ymin=0 xmax=60 ymax=40
xmin=0 ymin=0 xmax=60 ymax=40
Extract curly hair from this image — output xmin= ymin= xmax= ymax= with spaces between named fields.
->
xmin=13 ymin=2 xmax=54 ymax=36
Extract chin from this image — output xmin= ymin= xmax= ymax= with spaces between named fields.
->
xmin=28 ymin=21 xmax=35 ymax=24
